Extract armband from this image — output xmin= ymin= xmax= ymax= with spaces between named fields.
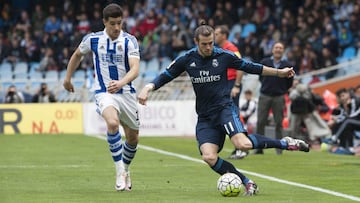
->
xmin=234 ymin=84 xmax=241 ymax=88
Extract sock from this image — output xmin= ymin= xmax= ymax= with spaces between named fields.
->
xmin=248 ymin=134 xmax=287 ymax=149
xmin=211 ymin=157 xmax=250 ymax=185
xmin=122 ymin=141 xmax=137 ymax=172
xmin=107 ymin=131 xmax=123 ymax=162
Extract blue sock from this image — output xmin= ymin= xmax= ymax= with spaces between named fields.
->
xmin=122 ymin=141 xmax=137 ymax=169
xmin=211 ymin=157 xmax=250 ymax=184
xmin=107 ymin=131 xmax=122 ymax=162
xmin=248 ymin=134 xmax=287 ymax=149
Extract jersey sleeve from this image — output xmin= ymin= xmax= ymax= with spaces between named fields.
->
xmin=152 ymin=57 xmax=186 ymax=90
xmin=126 ymin=36 xmax=140 ymax=59
xmin=78 ymin=33 xmax=93 ymax=54
xmin=229 ymin=54 xmax=263 ymax=74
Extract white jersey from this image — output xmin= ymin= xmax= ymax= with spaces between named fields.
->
xmin=79 ymin=29 xmax=140 ymax=94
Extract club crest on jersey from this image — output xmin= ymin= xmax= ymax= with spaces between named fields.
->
xmin=212 ymin=59 xmax=218 ymax=67
xmin=117 ymin=45 xmax=122 ymax=51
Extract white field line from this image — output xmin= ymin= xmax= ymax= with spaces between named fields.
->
xmin=89 ymin=134 xmax=360 ymax=202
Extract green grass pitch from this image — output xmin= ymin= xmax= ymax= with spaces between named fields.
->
xmin=0 ymin=134 xmax=359 ymax=203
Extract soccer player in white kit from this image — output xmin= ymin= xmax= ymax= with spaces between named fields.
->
xmin=63 ymin=3 xmax=140 ymax=191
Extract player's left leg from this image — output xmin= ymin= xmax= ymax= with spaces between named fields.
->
xmin=121 ymin=124 xmax=139 ymax=191
xmin=200 ymin=143 xmax=259 ymax=195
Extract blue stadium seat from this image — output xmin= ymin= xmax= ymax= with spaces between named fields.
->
xmin=28 ymin=71 xmax=44 ymax=80
xmin=0 ymin=62 xmax=13 ymax=79
xmin=13 ymin=72 xmax=29 ymax=80
xmin=13 ymin=62 xmax=28 ymax=74
xmin=146 ymin=58 xmax=160 ymax=72
xmin=342 ymin=46 xmax=356 ymax=60
xmin=45 ymin=70 xmax=59 ymax=81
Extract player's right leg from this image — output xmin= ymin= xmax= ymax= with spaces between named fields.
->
xmin=102 ymin=106 xmax=125 ymax=191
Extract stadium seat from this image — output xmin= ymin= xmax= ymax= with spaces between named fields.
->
xmin=29 ymin=71 xmax=44 ymax=80
xmin=146 ymin=58 xmax=160 ymax=72
xmin=73 ymin=70 xmax=86 ymax=79
xmin=13 ymin=62 xmax=28 ymax=74
xmin=160 ymin=57 xmax=172 ymax=72
xmin=59 ymin=69 xmax=67 ymax=80
xmin=342 ymin=46 xmax=356 ymax=60
xmin=0 ymin=62 xmax=13 ymax=79
xmin=13 ymin=72 xmax=29 ymax=80
xmin=45 ymin=70 xmax=59 ymax=81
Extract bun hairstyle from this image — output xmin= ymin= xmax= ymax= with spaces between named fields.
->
xmin=194 ymin=21 xmax=214 ymax=40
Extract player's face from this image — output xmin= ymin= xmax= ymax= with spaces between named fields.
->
xmin=195 ymin=34 xmax=214 ymax=57
xmin=214 ymin=28 xmax=224 ymax=45
xmin=104 ymin=17 xmax=122 ymax=40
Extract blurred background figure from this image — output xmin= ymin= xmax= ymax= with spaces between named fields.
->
xmin=32 ymin=82 xmax=56 ymax=103
xmin=4 ymin=85 xmax=24 ymax=103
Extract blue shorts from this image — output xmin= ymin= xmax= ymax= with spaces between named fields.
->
xmin=195 ymin=103 xmax=247 ymax=153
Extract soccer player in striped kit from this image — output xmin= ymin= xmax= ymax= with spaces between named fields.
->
xmin=64 ymin=3 xmax=139 ymax=191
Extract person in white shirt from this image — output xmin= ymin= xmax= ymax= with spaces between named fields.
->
xmin=63 ymin=3 xmax=140 ymax=192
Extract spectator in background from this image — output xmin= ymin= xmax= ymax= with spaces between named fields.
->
xmin=354 ymin=85 xmax=360 ymax=99
xmin=76 ymin=13 xmax=91 ymax=35
xmin=255 ymin=42 xmax=294 ymax=155
xmin=289 ymin=83 xmax=331 ymax=142
xmin=60 ymin=14 xmax=74 ymax=36
xmin=319 ymin=47 xmax=337 ymax=79
xmin=6 ymin=37 xmax=26 ymax=63
xmin=337 ymin=26 xmax=353 ymax=52
xmin=298 ymin=46 xmax=318 ymax=74
xmin=37 ymin=47 xmax=58 ymax=72
xmin=326 ymin=88 xmax=360 ymax=154
xmin=44 ymin=14 xmax=61 ymax=34
xmin=4 ymin=85 xmax=24 ymax=103
xmin=32 ymin=83 xmax=56 ymax=103
xmin=157 ymin=31 xmax=173 ymax=61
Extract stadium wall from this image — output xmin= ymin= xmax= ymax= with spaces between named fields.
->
xmin=0 ymin=101 xmax=197 ymax=136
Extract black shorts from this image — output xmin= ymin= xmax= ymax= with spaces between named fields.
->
xmin=195 ymin=103 xmax=247 ymax=153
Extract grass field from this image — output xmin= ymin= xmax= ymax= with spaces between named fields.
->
xmin=1 ymin=134 xmax=359 ymax=203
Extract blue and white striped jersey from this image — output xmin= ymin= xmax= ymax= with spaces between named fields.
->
xmin=79 ymin=29 xmax=140 ymax=94
xmin=151 ymin=47 xmax=263 ymax=117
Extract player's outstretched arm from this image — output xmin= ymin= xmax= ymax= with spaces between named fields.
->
xmin=262 ymin=66 xmax=295 ymax=78
xmin=138 ymin=83 xmax=155 ymax=105
xmin=63 ymin=48 xmax=83 ymax=92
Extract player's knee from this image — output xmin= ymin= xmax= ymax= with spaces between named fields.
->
xmin=106 ymin=118 xmax=120 ymax=132
xmin=237 ymin=141 xmax=252 ymax=150
xmin=202 ymin=153 xmax=217 ymax=165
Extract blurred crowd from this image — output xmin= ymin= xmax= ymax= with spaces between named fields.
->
xmin=1 ymin=0 xmax=360 ymax=75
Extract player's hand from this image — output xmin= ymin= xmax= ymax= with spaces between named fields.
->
xmin=107 ymin=80 xmax=122 ymax=94
xmin=63 ymin=79 xmax=74 ymax=92
xmin=230 ymin=86 xmax=240 ymax=98
xmin=138 ymin=84 xmax=154 ymax=105
xmin=278 ymin=67 xmax=295 ymax=78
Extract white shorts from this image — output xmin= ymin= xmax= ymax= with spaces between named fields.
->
xmin=94 ymin=92 xmax=140 ymax=130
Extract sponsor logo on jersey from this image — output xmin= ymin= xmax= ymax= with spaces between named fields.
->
xmin=190 ymin=70 xmax=221 ymax=84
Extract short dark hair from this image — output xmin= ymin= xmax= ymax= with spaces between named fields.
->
xmin=103 ymin=3 xmax=123 ymax=20
xmin=336 ymin=88 xmax=348 ymax=97
xmin=194 ymin=24 xmax=214 ymax=41
xmin=215 ymin=25 xmax=229 ymax=37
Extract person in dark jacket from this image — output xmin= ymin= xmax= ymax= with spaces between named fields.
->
xmin=254 ymin=42 xmax=294 ymax=155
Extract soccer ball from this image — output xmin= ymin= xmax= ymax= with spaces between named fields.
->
xmin=217 ymin=173 xmax=243 ymax=197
